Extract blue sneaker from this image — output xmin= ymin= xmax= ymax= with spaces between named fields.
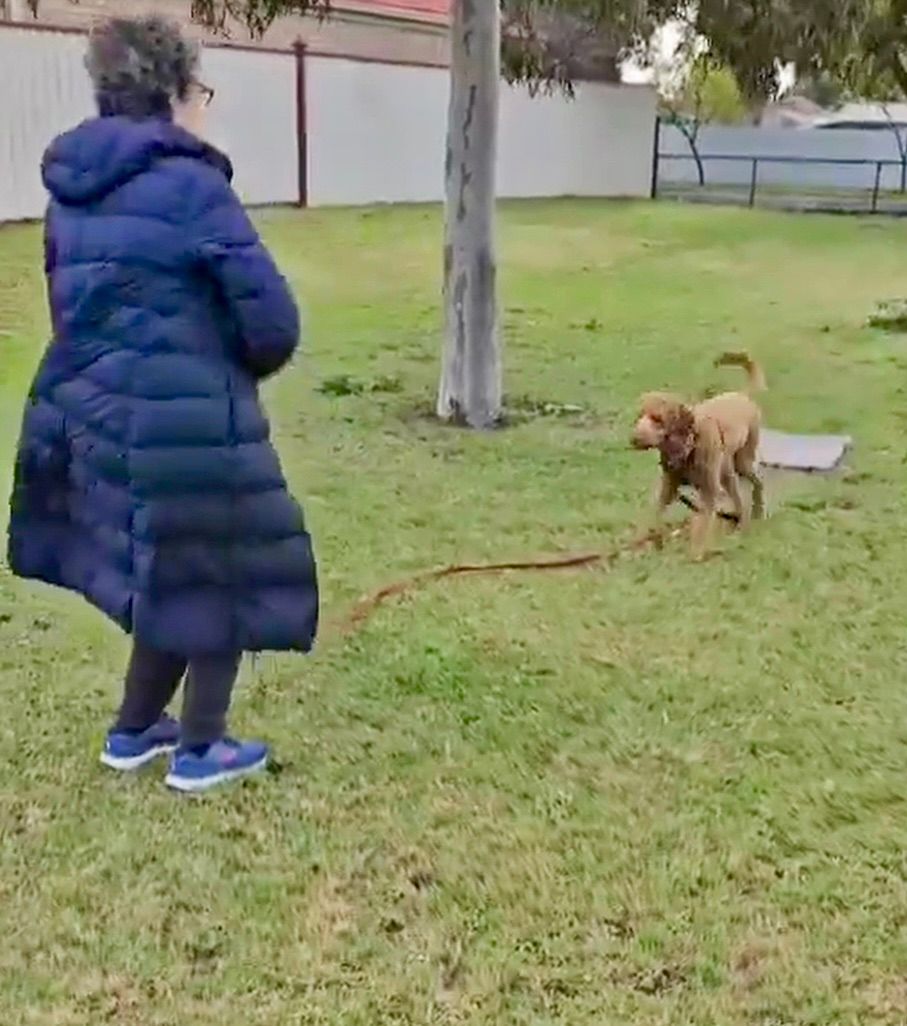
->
xmin=100 ymin=715 xmax=180 ymax=771
xmin=165 ymin=738 xmax=269 ymax=793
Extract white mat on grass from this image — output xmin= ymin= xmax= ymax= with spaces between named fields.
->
xmin=758 ymin=429 xmax=852 ymax=472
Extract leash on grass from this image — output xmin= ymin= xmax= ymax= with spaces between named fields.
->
xmin=327 ymin=491 xmax=739 ymax=638
xmin=677 ymin=492 xmax=740 ymax=522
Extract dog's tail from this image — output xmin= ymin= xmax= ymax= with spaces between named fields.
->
xmin=714 ymin=351 xmax=766 ymax=392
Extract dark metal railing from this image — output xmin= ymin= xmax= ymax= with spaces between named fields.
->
xmin=653 ymin=151 xmax=906 ymax=213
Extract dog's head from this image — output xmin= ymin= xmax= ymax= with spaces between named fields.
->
xmin=631 ymin=393 xmax=696 ymax=468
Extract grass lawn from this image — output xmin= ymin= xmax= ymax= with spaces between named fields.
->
xmin=2 ymin=200 xmax=907 ymax=1025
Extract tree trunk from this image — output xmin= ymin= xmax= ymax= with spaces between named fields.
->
xmin=437 ymin=0 xmax=501 ymax=429
xmin=678 ymin=122 xmax=705 ymax=186
xmin=692 ymin=143 xmax=705 ymax=187
xmin=882 ymin=108 xmax=907 ymax=193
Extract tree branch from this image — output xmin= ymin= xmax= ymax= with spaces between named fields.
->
xmin=25 ymin=0 xmax=330 ymax=35
xmin=892 ymin=50 xmax=907 ymax=95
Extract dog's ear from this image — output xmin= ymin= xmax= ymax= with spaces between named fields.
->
xmin=639 ymin=392 xmax=664 ymax=414
xmin=639 ymin=392 xmax=675 ymax=417
xmin=660 ymin=404 xmax=695 ymax=468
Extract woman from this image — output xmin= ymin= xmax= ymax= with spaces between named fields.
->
xmin=8 ymin=16 xmax=318 ymax=792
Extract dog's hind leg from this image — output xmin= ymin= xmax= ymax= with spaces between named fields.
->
xmin=738 ymin=459 xmax=763 ymax=521
xmin=721 ymin=464 xmax=748 ymax=529
xmin=744 ymin=466 xmax=765 ymax=519
xmin=735 ymin=438 xmax=764 ymax=520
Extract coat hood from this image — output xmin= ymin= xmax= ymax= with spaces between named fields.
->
xmin=42 ymin=116 xmax=233 ymax=206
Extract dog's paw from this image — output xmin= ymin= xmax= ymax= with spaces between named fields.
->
xmin=691 ymin=548 xmax=722 ymax=563
xmin=638 ymin=527 xmax=665 ymax=549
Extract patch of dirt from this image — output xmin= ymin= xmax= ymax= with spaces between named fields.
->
xmin=628 ymin=962 xmax=687 ymax=995
xmin=733 ymin=940 xmax=774 ymax=991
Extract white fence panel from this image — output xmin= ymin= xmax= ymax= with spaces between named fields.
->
xmin=0 ymin=25 xmax=657 ymax=220
xmin=307 ymin=55 xmax=657 ymax=206
xmin=202 ymin=47 xmax=298 ymax=205
xmin=306 ymin=56 xmax=449 ymax=206
xmin=0 ymin=28 xmax=93 ymax=221
xmin=498 ymin=83 xmax=657 ymax=198
xmin=0 ymin=26 xmax=297 ymax=219
xmin=660 ymin=124 xmax=905 ymax=192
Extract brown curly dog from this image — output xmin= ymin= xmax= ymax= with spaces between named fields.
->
xmin=630 ymin=352 xmax=766 ymax=559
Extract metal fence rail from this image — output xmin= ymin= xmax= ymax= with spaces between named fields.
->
xmin=654 ymin=150 xmax=907 ymax=216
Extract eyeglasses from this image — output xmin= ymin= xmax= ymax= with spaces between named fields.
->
xmin=194 ymin=81 xmax=215 ymax=107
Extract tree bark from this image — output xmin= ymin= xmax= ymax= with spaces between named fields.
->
xmin=437 ymin=0 xmax=501 ymax=429
xmin=677 ymin=121 xmax=705 ymax=186
xmin=881 ymin=104 xmax=907 ymax=193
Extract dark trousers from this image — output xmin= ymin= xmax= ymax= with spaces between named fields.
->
xmin=115 ymin=639 xmax=241 ymax=749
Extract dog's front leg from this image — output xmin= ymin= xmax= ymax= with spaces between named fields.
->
xmin=691 ymin=465 xmax=722 ymax=559
xmin=690 ymin=501 xmax=717 ymax=560
xmin=650 ymin=472 xmax=678 ymax=547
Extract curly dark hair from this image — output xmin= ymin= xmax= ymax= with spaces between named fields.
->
xmin=85 ymin=16 xmax=200 ymax=118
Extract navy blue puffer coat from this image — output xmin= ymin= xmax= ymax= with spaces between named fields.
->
xmin=8 ymin=116 xmax=318 ymax=655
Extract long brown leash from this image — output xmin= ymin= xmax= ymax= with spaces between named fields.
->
xmin=327 ymin=490 xmax=740 ymax=638
xmin=329 ymin=529 xmax=681 ymax=638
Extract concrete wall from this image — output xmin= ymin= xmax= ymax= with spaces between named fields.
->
xmin=659 ymin=123 xmax=906 ymax=192
xmin=0 ymin=23 xmax=658 ymax=220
